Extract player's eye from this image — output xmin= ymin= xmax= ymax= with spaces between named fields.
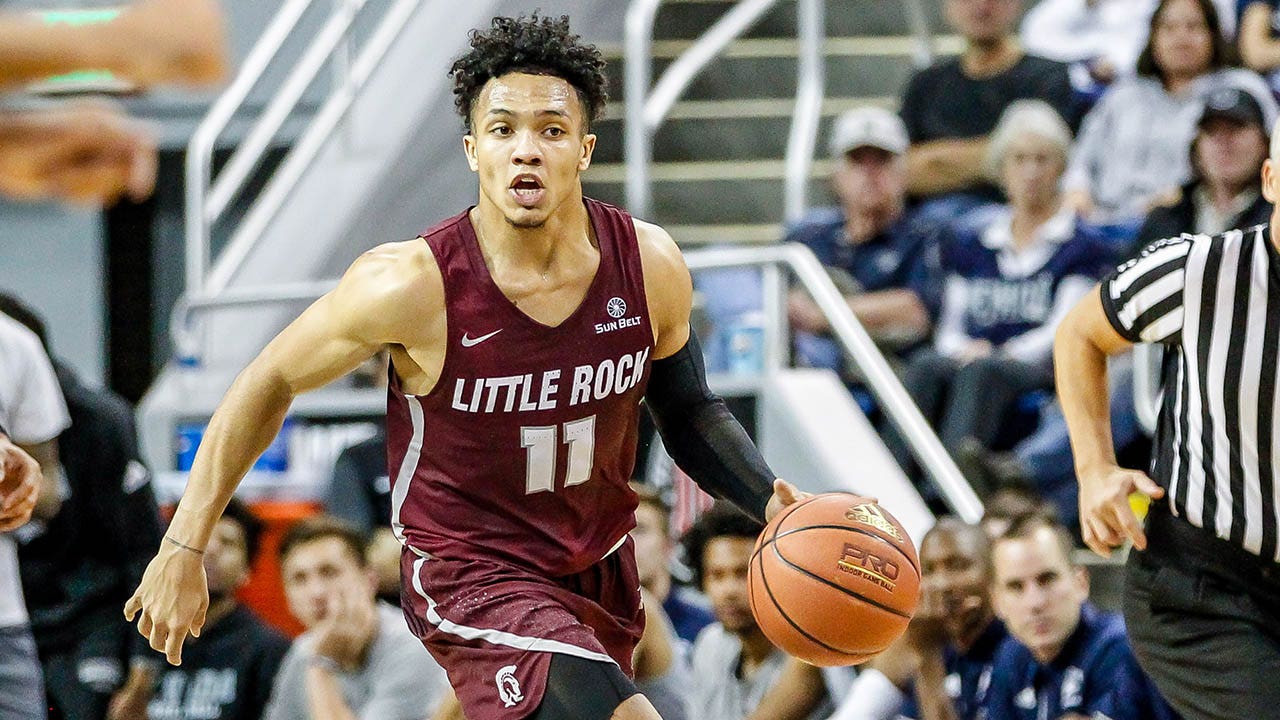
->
xmin=492 ymin=125 xmax=512 ymax=136
xmin=545 ymin=127 xmax=565 ymax=138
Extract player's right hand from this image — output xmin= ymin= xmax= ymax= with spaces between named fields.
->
xmin=1078 ymin=464 xmax=1165 ymax=558
xmin=124 ymin=542 xmax=209 ymax=666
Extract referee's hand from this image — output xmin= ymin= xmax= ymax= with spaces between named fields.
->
xmin=1079 ymin=465 xmax=1165 ymax=558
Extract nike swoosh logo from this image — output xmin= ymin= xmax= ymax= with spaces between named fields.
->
xmin=461 ymin=329 xmax=503 ymax=347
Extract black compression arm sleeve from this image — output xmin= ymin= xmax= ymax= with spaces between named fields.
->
xmin=644 ymin=329 xmax=776 ymax=523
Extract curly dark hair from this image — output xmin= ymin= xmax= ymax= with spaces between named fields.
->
xmin=449 ymin=14 xmax=608 ymax=131
xmin=681 ymin=502 xmax=763 ymax=589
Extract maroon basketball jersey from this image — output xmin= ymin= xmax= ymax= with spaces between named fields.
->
xmin=386 ymin=199 xmax=653 ymax=577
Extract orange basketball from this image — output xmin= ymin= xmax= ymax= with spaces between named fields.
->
xmin=748 ymin=492 xmax=921 ymax=666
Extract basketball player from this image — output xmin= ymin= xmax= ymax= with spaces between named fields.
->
xmin=125 ymin=14 xmax=802 ymax=720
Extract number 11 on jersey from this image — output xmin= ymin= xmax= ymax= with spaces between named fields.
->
xmin=520 ymin=415 xmax=597 ymax=494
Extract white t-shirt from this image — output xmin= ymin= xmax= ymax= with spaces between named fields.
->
xmin=0 ymin=313 xmax=70 ymax=627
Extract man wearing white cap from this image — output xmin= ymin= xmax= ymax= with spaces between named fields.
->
xmin=787 ymin=106 xmax=942 ymax=368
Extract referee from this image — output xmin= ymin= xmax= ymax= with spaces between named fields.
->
xmin=1055 ymin=118 xmax=1280 ymax=718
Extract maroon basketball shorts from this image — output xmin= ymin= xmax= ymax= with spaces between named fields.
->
xmin=399 ymin=537 xmax=646 ymax=719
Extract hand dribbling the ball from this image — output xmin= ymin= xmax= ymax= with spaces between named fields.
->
xmin=764 ymin=478 xmax=809 ymax=522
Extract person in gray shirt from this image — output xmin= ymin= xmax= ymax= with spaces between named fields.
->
xmin=264 ymin=516 xmax=447 ymax=720
xmin=681 ymin=504 xmax=831 ymax=720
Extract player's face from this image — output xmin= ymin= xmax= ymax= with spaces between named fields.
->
xmin=945 ymin=0 xmax=1021 ymax=45
xmin=1151 ymin=0 xmax=1214 ymax=80
xmin=1000 ymin=134 xmax=1065 ymax=211
xmin=919 ymin=529 xmax=990 ymax=629
xmin=204 ymin=517 xmax=250 ymax=598
xmin=701 ymin=536 xmax=756 ymax=634
xmin=464 ymin=72 xmax=596 ymax=229
xmin=990 ymin=528 xmax=1089 ymax=663
xmin=631 ymin=503 xmax=672 ymax=592
xmin=831 ymin=146 xmax=905 ymax=225
xmin=281 ymin=537 xmax=375 ymax=629
xmin=1197 ymin=119 xmax=1267 ymax=191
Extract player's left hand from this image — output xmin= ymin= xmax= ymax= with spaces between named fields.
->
xmin=764 ymin=479 xmax=810 ymax=522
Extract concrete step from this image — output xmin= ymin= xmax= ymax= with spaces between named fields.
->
xmin=583 ymin=160 xmax=835 ymax=227
xmin=603 ymin=36 xmax=962 ymax=104
xmin=643 ymin=0 xmax=950 ymax=42
xmin=592 ymin=96 xmax=897 ymax=164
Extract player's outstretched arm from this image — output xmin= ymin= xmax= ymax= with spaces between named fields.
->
xmin=1054 ymin=287 xmax=1163 ymax=558
xmin=635 ymin=220 xmax=806 ymax=523
xmin=125 ymin=241 xmax=439 ymax=665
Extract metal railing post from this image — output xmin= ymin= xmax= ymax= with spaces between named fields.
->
xmin=784 ymin=0 xmax=823 ymax=223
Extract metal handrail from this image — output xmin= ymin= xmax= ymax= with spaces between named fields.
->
xmin=624 ymin=0 xmax=784 ymax=220
xmin=784 ymin=0 xmax=823 ymax=223
xmin=903 ymin=0 xmax=935 ymax=68
xmin=624 ymin=0 xmax=937 ymax=223
xmin=176 ymin=0 xmax=424 ymax=356
xmin=686 ymin=245 xmax=981 ymax=522
xmin=175 ymin=243 xmax=982 ymax=521
xmin=177 ymin=0 xmax=425 ymax=358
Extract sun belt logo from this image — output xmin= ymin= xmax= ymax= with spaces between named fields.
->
xmin=496 ymin=665 xmax=523 ymax=708
xmin=596 ymin=296 xmax=643 ymax=335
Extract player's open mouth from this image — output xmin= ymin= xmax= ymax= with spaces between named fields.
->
xmin=510 ymin=174 xmax=545 ymax=207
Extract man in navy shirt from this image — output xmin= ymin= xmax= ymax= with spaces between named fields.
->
xmin=985 ymin=513 xmax=1176 ymax=720
xmin=787 ymin=106 xmax=942 ymax=372
xmin=828 ymin=518 xmax=1008 ymax=720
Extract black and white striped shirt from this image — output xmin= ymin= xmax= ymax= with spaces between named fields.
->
xmin=1101 ymin=225 xmax=1280 ymax=560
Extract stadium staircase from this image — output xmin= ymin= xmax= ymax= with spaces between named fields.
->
xmin=584 ymin=0 xmax=959 ymax=243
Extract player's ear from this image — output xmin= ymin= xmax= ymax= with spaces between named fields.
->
xmin=1263 ymin=159 xmax=1277 ymax=203
xmin=578 ymin=131 xmax=596 ymax=172
xmin=463 ymin=132 xmax=479 ymax=173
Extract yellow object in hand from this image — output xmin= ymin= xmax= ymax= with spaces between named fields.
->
xmin=1129 ymin=492 xmax=1152 ymax=521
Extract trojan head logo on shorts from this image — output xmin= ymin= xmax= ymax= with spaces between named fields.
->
xmin=495 ymin=665 xmax=523 ymax=708
xmin=837 ymin=543 xmax=900 ymax=591
xmin=845 ymin=503 xmax=904 ymax=542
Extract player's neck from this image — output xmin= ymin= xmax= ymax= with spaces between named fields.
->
xmin=471 ymin=195 xmax=591 ymax=271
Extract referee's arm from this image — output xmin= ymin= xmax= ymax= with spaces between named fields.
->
xmin=1055 ymin=287 xmax=1166 ymax=558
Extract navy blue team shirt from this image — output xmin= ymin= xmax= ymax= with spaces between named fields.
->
xmin=982 ymin=604 xmax=1178 ymax=720
xmin=899 ymin=618 xmax=1009 ymax=720
xmin=939 ymin=217 xmax=1112 ymax=349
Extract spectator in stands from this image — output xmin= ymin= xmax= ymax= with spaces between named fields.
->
xmin=959 ymin=86 xmax=1272 ymax=531
xmin=1064 ymin=0 xmax=1276 ymax=241
xmin=786 ymin=107 xmax=942 ymax=371
xmin=899 ymin=0 xmax=1074 ymax=225
xmin=1239 ymin=0 xmax=1280 ymax=97
xmin=894 ymin=101 xmax=1112 ymax=480
xmin=630 ymin=482 xmax=715 ymax=647
xmin=264 ymin=516 xmax=448 ymax=720
xmin=1136 ymin=84 xmax=1273 ymax=244
xmin=0 ymin=294 xmax=164 ymax=720
xmin=125 ymin=497 xmax=291 ymax=720
xmin=985 ymin=514 xmax=1177 ymax=720
xmin=683 ymin=503 xmax=830 ymax=720
xmin=1019 ymin=0 xmax=1158 ymax=103
xmin=825 ymin=519 xmax=1007 ymax=720
xmin=0 ymin=302 xmax=69 ymax=720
